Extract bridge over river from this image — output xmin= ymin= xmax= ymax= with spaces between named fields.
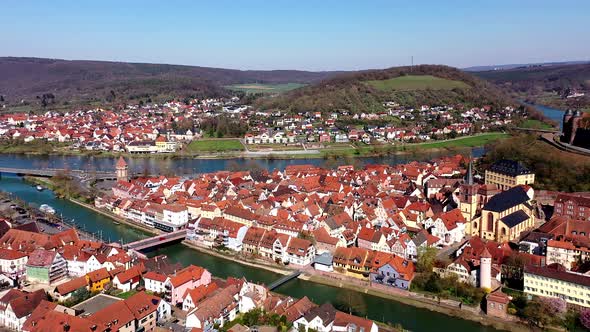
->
xmin=123 ymin=229 xmax=187 ymax=251
xmin=0 ymin=167 xmax=117 ymax=180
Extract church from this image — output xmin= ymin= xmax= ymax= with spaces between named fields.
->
xmin=458 ymin=160 xmax=536 ymax=242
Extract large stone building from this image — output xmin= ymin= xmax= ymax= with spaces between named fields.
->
xmin=554 ymin=193 xmax=590 ymax=221
xmin=485 ymin=159 xmax=534 ymax=191
xmin=562 ymin=109 xmax=590 ymax=149
xmin=473 ymin=185 xmax=535 ymax=242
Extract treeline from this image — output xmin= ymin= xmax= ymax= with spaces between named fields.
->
xmin=255 ymin=65 xmax=514 ymax=114
xmin=199 ymin=116 xmax=247 ymax=138
xmin=480 ymin=134 xmax=590 ymax=191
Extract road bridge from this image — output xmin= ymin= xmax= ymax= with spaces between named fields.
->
xmin=0 ymin=167 xmax=117 ymax=180
xmin=124 ymin=229 xmax=187 ymax=251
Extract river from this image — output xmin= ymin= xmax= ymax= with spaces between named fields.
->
xmin=525 ymin=103 xmax=565 ymax=130
xmin=0 ymin=147 xmax=485 ymax=175
xmin=0 ymin=161 xmax=501 ymax=331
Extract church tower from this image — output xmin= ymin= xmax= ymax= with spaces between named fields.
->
xmin=116 ymin=156 xmax=128 ymax=182
xmin=459 ymin=159 xmax=479 ymax=233
xmin=479 ymin=247 xmax=492 ymax=289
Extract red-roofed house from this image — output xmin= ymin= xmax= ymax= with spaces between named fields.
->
xmin=164 ymin=265 xmax=212 ymax=305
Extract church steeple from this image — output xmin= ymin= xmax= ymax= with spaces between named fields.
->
xmin=466 ymin=158 xmax=474 ymax=185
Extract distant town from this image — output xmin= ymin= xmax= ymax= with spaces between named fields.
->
xmin=0 ymin=96 xmax=522 ymax=156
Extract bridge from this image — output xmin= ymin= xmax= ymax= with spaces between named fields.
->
xmin=0 ymin=167 xmax=117 ymax=180
xmin=267 ymin=270 xmax=302 ymax=290
xmin=124 ymin=229 xmax=187 ymax=251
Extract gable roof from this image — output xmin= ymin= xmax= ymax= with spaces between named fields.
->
xmin=483 ymin=186 xmax=530 ymax=212
xmin=500 ymin=210 xmax=530 ymax=228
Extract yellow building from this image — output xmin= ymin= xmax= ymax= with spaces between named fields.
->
xmin=474 ymin=186 xmax=535 ymax=242
xmin=485 ymin=159 xmax=534 ymax=191
xmin=524 ymin=264 xmax=590 ymax=307
xmin=155 ymin=135 xmax=177 ymax=153
xmin=86 ymin=267 xmax=112 ymax=292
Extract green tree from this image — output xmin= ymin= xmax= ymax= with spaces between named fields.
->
xmin=416 ymin=246 xmax=437 ymax=273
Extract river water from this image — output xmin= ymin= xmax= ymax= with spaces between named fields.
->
xmin=0 ymin=149 xmax=501 ymax=331
xmin=0 ymin=148 xmax=485 ymax=175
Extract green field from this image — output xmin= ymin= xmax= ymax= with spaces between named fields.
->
xmin=366 ymin=75 xmax=470 ymax=91
xmin=520 ymin=119 xmax=554 ymax=130
xmin=226 ymin=83 xmax=306 ymax=94
xmin=407 ymin=133 xmax=509 ymax=150
xmin=186 ymin=139 xmax=244 ymax=152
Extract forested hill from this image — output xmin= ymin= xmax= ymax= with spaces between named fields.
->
xmin=256 ymin=65 xmax=514 ymax=114
xmin=0 ymin=57 xmax=344 ymax=107
xmin=474 ymin=63 xmax=590 ymax=111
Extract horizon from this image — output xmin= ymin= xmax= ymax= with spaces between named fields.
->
xmin=1 ymin=1 xmax=589 ymax=71
xmin=1 ymin=55 xmax=589 ymax=72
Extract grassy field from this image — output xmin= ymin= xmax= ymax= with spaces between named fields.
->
xmin=407 ymin=133 xmax=509 ymax=150
xmin=225 ymin=83 xmax=306 ymax=94
xmin=366 ymin=75 xmax=470 ymax=91
xmin=519 ymin=119 xmax=554 ymax=130
xmin=186 ymin=139 xmax=244 ymax=152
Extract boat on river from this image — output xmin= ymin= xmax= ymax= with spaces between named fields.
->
xmin=39 ymin=204 xmax=56 ymax=214
xmin=36 ymin=185 xmax=44 ymax=191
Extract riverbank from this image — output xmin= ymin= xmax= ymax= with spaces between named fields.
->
xmin=68 ymin=198 xmax=158 ymax=237
xmin=304 ymin=274 xmax=529 ymax=332
xmin=0 ymin=132 xmax=508 ymax=160
xmin=181 ymin=240 xmax=292 ymax=276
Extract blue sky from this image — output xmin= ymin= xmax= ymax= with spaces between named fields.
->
xmin=1 ymin=1 xmax=589 ymax=71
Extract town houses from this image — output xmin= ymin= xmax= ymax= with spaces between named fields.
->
xmin=97 ymin=153 xmax=550 ymax=298
xmin=0 ymin=99 xmax=235 ymax=153
xmin=0 ymin=206 xmax=379 ymax=332
xmin=243 ymin=103 xmax=521 ymax=146
xmin=0 ymin=97 xmax=525 ymax=155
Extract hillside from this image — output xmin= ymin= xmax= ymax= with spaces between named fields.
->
xmin=475 ymin=63 xmax=590 ymax=111
xmin=0 ymin=57 xmax=343 ymax=109
xmin=256 ymin=65 xmax=513 ymax=114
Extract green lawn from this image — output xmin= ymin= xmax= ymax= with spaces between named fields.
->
xmin=186 ymin=139 xmax=244 ymax=152
xmin=116 ymin=290 xmax=137 ymax=299
xmin=366 ymin=75 xmax=470 ymax=91
xmin=225 ymin=83 xmax=306 ymax=94
xmin=520 ymin=119 xmax=554 ymax=130
xmin=407 ymin=133 xmax=509 ymax=150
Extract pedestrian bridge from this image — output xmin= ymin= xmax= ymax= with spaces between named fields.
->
xmin=124 ymin=229 xmax=187 ymax=251
xmin=0 ymin=167 xmax=117 ymax=180
xmin=267 ymin=270 xmax=302 ymax=290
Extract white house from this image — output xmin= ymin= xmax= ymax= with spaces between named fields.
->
xmin=143 ymin=271 xmax=169 ymax=294
xmin=293 ymin=303 xmax=336 ymax=332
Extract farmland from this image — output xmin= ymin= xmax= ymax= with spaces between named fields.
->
xmin=226 ymin=83 xmax=306 ymax=94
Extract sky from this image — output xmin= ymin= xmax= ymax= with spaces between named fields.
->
xmin=1 ymin=1 xmax=589 ymax=71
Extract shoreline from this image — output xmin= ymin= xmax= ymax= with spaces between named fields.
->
xmin=0 ymin=132 xmax=507 ymax=160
